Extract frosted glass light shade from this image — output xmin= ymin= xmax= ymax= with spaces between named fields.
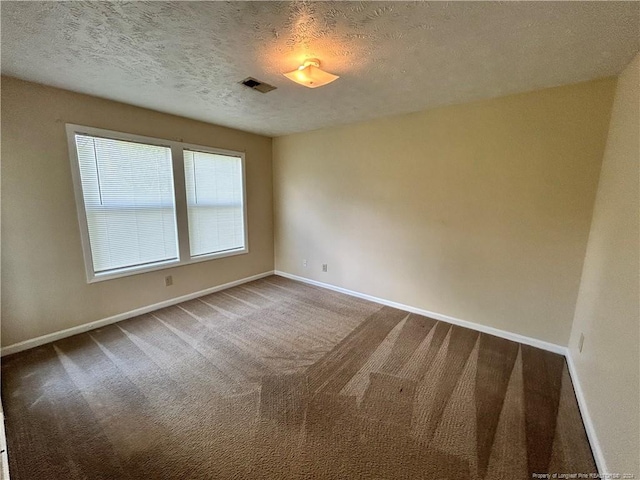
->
xmin=283 ymin=58 xmax=339 ymax=88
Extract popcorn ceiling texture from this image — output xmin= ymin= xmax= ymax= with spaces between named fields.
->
xmin=1 ymin=1 xmax=638 ymax=136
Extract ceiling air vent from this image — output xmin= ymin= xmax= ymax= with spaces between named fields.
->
xmin=240 ymin=77 xmax=277 ymax=93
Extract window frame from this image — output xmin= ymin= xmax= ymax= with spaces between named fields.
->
xmin=66 ymin=124 xmax=248 ymax=283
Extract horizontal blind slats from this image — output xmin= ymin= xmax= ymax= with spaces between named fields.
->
xmin=75 ymin=134 xmax=179 ymax=273
xmin=184 ymin=150 xmax=245 ymax=257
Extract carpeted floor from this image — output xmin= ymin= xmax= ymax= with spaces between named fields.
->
xmin=1 ymin=275 xmax=595 ymax=479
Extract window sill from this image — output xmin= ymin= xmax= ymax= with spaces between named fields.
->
xmin=87 ymin=247 xmax=248 ymax=283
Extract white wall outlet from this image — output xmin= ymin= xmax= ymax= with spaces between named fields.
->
xmin=578 ymin=333 xmax=585 ymax=353
xmin=303 ymin=259 xmax=308 ymax=267
xmin=165 ymin=275 xmax=173 ymax=287
xmin=322 ymin=264 xmax=328 ymax=272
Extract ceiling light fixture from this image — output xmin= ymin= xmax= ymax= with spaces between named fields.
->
xmin=283 ymin=58 xmax=339 ymax=88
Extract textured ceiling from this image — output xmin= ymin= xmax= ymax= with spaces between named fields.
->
xmin=2 ymin=1 xmax=639 ymax=137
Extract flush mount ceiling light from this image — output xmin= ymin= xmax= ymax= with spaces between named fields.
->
xmin=283 ymin=58 xmax=339 ymax=88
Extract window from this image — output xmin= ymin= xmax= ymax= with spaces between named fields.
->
xmin=67 ymin=125 xmax=247 ymax=282
xmin=184 ymin=150 xmax=245 ymax=257
xmin=74 ymin=135 xmax=179 ymax=273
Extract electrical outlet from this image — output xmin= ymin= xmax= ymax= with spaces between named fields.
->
xmin=578 ymin=333 xmax=585 ymax=353
xmin=303 ymin=259 xmax=308 ymax=267
xmin=165 ymin=275 xmax=173 ymax=287
xmin=322 ymin=264 xmax=328 ymax=272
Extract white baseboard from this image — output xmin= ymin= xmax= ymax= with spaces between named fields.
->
xmin=0 ymin=407 xmax=9 ymax=480
xmin=2 ymin=267 xmax=605 ymax=476
xmin=274 ymin=271 xmax=613 ymax=473
xmin=0 ymin=271 xmax=275 ymax=357
xmin=565 ymin=350 xmax=607 ymax=475
xmin=275 ymin=270 xmax=567 ymax=356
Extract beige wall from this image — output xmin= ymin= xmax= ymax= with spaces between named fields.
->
xmin=568 ymin=55 xmax=640 ymax=475
xmin=1 ymin=77 xmax=274 ymax=347
xmin=274 ymin=78 xmax=616 ymax=345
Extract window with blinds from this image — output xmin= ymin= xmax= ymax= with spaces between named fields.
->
xmin=184 ymin=150 xmax=245 ymax=257
xmin=68 ymin=125 xmax=248 ymax=282
xmin=74 ymin=134 xmax=178 ymax=273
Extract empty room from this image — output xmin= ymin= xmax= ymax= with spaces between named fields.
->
xmin=1 ymin=2 xmax=638 ymax=479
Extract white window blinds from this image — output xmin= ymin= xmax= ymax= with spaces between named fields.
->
xmin=184 ymin=150 xmax=245 ymax=257
xmin=74 ymin=134 xmax=178 ymax=273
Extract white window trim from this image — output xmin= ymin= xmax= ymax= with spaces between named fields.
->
xmin=66 ymin=124 xmax=249 ymax=283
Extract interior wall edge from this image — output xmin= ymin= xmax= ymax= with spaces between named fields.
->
xmin=0 ymin=404 xmax=8 ymax=480
xmin=565 ymin=348 xmax=608 ymax=475
xmin=565 ymin=52 xmax=640 ymax=476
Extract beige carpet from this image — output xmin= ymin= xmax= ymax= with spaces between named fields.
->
xmin=1 ymin=275 xmax=596 ymax=479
